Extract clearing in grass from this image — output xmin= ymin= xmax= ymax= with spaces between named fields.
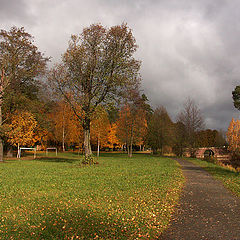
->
xmin=0 ymin=153 xmax=184 ymax=239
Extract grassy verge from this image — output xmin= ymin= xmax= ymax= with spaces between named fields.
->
xmin=188 ymin=158 xmax=240 ymax=197
xmin=0 ymin=153 xmax=184 ymax=239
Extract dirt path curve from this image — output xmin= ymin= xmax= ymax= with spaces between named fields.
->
xmin=160 ymin=158 xmax=240 ymax=240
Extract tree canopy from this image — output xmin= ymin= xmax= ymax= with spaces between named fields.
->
xmin=0 ymin=26 xmax=49 ymax=161
xmin=49 ymin=23 xmax=141 ymax=161
xmin=147 ymin=106 xmax=174 ymax=155
xmin=232 ymin=86 xmax=240 ymax=111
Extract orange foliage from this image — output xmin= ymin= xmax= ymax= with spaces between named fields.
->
xmin=7 ymin=111 xmax=47 ymax=147
xmin=107 ymin=123 xmax=121 ymax=149
xmin=48 ymin=101 xmax=83 ymax=148
xmin=116 ymin=104 xmax=147 ymax=147
xmin=227 ymin=118 xmax=240 ymax=153
xmin=91 ymin=106 xmax=111 ymax=148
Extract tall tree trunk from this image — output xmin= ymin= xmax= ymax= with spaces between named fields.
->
xmin=153 ymin=148 xmax=158 ymax=154
xmin=83 ymin=116 xmax=92 ymax=158
xmin=97 ymin=133 xmax=100 ymax=158
xmin=62 ymin=126 xmax=65 ymax=152
xmin=84 ymin=129 xmax=92 ymax=156
xmin=17 ymin=143 xmax=20 ymax=158
xmin=129 ymin=134 xmax=133 ymax=157
xmin=62 ymin=103 xmax=65 ymax=152
xmin=129 ymin=141 xmax=133 ymax=157
xmin=127 ymin=144 xmax=130 ymax=156
xmin=0 ymin=101 xmax=3 ymax=162
xmin=129 ymin=123 xmax=134 ymax=157
xmin=0 ymin=69 xmax=5 ymax=162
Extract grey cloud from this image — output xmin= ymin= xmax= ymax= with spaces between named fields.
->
xmin=0 ymin=0 xmax=34 ymax=24
xmin=0 ymin=0 xmax=239 ymax=130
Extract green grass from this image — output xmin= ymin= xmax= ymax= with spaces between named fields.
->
xmin=0 ymin=153 xmax=184 ymax=239
xmin=188 ymin=158 xmax=240 ymax=197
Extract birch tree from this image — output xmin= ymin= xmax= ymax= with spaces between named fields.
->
xmin=91 ymin=106 xmax=110 ymax=157
xmin=49 ymin=23 xmax=140 ymax=162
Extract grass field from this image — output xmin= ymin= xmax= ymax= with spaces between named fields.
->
xmin=0 ymin=153 xmax=184 ymax=239
xmin=188 ymin=158 xmax=240 ymax=197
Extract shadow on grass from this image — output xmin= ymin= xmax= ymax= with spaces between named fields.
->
xmin=204 ymin=165 xmax=240 ymax=177
xmin=94 ymin=152 xmax=151 ymax=158
xmin=185 ymin=158 xmax=240 ymax=177
xmin=35 ymin=157 xmax=81 ymax=164
xmin=1 ymin=207 xmax=135 ymax=239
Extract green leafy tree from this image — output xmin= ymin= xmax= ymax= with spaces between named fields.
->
xmin=173 ymin=121 xmax=187 ymax=156
xmin=232 ymin=86 xmax=240 ymax=110
xmin=147 ymin=106 xmax=174 ymax=155
xmin=49 ymin=23 xmax=140 ymax=162
xmin=0 ymin=26 xmax=49 ymax=161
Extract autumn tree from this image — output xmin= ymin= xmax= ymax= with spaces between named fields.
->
xmin=49 ymin=23 xmax=140 ymax=162
xmin=195 ymin=129 xmax=226 ymax=147
xmin=140 ymin=93 xmax=153 ymax=121
xmin=48 ymin=100 xmax=83 ymax=151
xmin=173 ymin=121 xmax=187 ymax=156
xmin=107 ymin=123 xmax=121 ymax=150
xmin=116 ymin=104 xmax=146 ymax=156
xmin=227 ymin=118 xmax=240 ymax=154
xmin=116 ymin=89 xmax=147 ymax=157
xmin=232 ymin=86 xmax=240 ymax=110
xmin=0 ymin=27 xmax=49 ymax=161
xmin=91 ymin=106 xmax=111 ymax=157
xmin=6 ymin=111 xmax=47 ymax=152
xmin=116 ymin=105 xmax=130 ymax=151
xmin=177 ymin=98 xmax=204 ymax=155
xmin=147 ymin=106 xmax=174 ymax=155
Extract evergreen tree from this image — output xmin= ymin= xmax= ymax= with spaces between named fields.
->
xmin=232 ymin=86 xmax=240 ymax=110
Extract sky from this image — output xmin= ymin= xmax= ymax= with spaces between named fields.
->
xmin=0 ymin=0 xmax=239 ymax=130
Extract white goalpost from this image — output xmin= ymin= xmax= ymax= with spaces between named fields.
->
xmin=46 ymin=147 xmax=58 ymax=156
xmin=17 ymin=147 xmax=37 ymax=159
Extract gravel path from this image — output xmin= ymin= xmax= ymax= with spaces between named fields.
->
xmin=160 ymin=158 xmax=240 ymax=240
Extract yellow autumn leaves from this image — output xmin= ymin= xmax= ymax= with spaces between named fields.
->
xmin=6 ymin=110 xmax=47 ymax=147
xmin=227 ymin=118 xmax=240 ymax=154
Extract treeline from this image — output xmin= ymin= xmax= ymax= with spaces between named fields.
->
xmin=42 ymin=97 xmax=227 ymax=157
xmin=0 ymin=25 xmax=227 ymax=162
xmin=146 ymin=99 xmax=226 ymax=156
xmin=227 ymin=118 xmax=240 ymax=165
xmin=229 ymin=87 xmax=240 ymax=165
xmin=46 ymin=93 xmax=149 ymax=158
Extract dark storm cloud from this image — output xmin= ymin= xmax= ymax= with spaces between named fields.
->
xmin=0 ymin=0 xmax=34 ymax=24
xmin=131 ymin=0 xmax=240 ymax=129
xmin=0 ymin=0 xmax=239 ymax=130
